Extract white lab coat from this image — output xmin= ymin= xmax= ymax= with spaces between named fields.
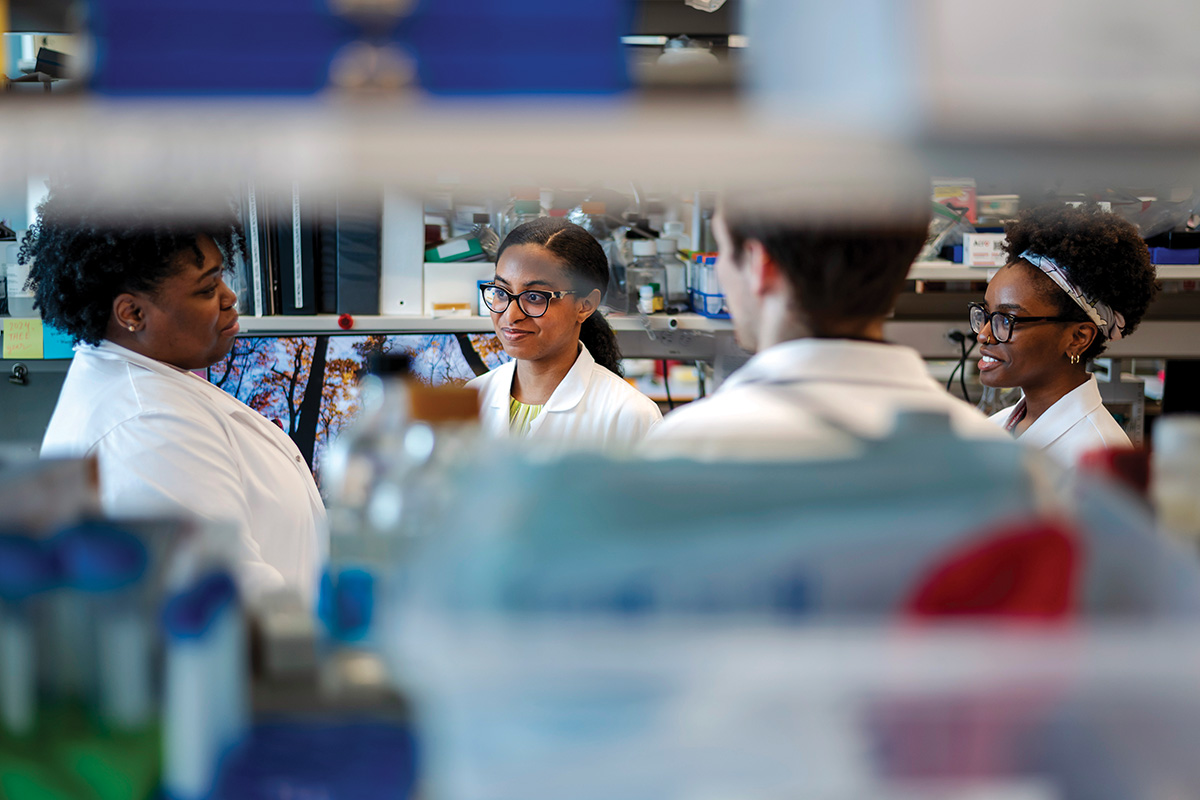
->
xmin=42 ymin=340 xmax=327 ymax=604
xmin=989 ymin=375 xmax=1130 ymax=469
xmin=645 ymin=338 xmax=1007 ymax=460
xmin=467 ymin=342 xmax=662 ymax=452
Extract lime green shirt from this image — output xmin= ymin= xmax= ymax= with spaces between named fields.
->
xmin=509 ymin=396 xmax=545 ymax=435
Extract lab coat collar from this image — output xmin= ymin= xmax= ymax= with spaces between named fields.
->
xmin=91 ymin=338 xmax=199 ymax=378
xmin=486 ymin=342 xmax=596 ymax=415
xmin=721 ymin=338 xmax=937 ymax=393
xmin=1014 ymin=375 xmax=1106 ymax=451
xmin=91 ymin=339 xmax=238 ymax=404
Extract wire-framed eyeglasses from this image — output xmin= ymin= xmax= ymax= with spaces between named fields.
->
xmin=968 ymin=302 xmax=1076 ymax=343
xmin=480 ymin=284 xmax=576 ymax=318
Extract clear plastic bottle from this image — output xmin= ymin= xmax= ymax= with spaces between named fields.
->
xmin=625 ymin=239 xmax=668 ymax=315
xmin=1152 ymin=414 xmax=1200 ymax=545
xmin=322 ymin=352 xmax=414 ymax=569
xmin=500 ymin=187 xmax=546 ymax=238
xmin=618 ymin=215 xmax=654 ymax=268
xmin=470 ymin=213 xmax=500 ymax=261
xmin=321 ymin=373 xmax=480 ymax=647
xmin=656 ymin=234 xmax=688 ymax=308
xmin=381 ymin=382 xmax=482 ymax=546
xmin=568 ymin=200 xmax=625 ymax=308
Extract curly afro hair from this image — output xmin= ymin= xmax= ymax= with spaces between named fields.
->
xmin=1001 ymin=203 xmax=1158 ymax=360
xmin=19 ymin=185 xmax=246 ymax=346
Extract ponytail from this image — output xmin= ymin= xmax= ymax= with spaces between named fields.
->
xmin=580 ymin=312 xmax=623 ymax=376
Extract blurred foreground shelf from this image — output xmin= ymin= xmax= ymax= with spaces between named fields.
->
xmin=8 ymin=97 xmax=1200 ymax=200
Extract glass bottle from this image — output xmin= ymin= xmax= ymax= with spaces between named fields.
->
xmin=624 ymin=239 xmax=668 ymax=315
xmin=470 ymin=213 xmax=500 ymax=261
xmin=656 ymin=234 xmax=688 ymax=308
xmin=322 ymin=352 xmax=414 ymax=569
xmin=568 ymin=200 xmax=625 ymax=309
xmin=500 ymin=187 xmax=546 ymax=238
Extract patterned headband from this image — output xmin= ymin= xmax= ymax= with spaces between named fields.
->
xmin=1018 ymin=250 xmax=1125 ymax=341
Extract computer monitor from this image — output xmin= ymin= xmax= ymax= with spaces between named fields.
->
xmin=207 ymin=332 xmax=508 ymax=488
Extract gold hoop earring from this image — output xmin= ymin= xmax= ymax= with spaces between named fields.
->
xmin=1069 ymin=353 xmax=1080 ymax=365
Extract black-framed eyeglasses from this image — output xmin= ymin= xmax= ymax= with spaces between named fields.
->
xmin=968 ymin=302 xmax=1076 ymax=343
xmin=480 ymin=284 xmax=576 ymax=318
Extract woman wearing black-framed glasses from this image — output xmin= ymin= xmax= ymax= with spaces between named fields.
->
xmin=466 ymin=217 xmax=661 ymax=449
xmin=973 ymin=204 xmax=1157 ymax=468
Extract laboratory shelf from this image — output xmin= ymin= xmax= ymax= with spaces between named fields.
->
xmin=909 ymin=262 xmax=1200 ymax=281
xmin=235 ymin=311 xmax=733 ymax=336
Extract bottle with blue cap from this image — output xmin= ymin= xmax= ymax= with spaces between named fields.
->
xmin=51 ymin=522 xmax=153 ymax=732
xmin=162 ymin=570 xmax=246 ymax=800
xmin=0 ymin=534 xmax=56 ymax=737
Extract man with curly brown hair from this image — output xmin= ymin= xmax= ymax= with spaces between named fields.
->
xmin=973 ymin=203 xmax=1159 ymax=467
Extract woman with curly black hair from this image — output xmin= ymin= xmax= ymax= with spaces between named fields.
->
xmin=468 ymin=217 xmax=661 ymax=449
xmin=971 ymin=203 xmax=1158 ymax=467
xmin=31 ymin=186 xmax=326 ymax=604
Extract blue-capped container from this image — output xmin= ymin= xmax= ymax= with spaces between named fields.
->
xmin=162 ymin=571 xmax=247 ymax=800
xmin=0 ymin=534 xmax=57 ymax=736
xmin=47 ymin=522 xmax=153 ymax=730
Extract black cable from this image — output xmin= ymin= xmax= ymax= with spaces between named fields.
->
xmin=661 ymin=359 xmax=675 ymax=411
xmin=946 ymin=335 xmax=964 ymax=393
xmin=959 ymin=336 xmax=973 ymax=403
xmin=945 ymin=331 xmax=978 ymax=402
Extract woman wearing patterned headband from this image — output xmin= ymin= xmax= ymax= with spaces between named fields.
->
xmin=969 ymin=203 xmax=1158 ymax=468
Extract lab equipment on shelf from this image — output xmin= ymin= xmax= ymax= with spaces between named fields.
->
xmin=656 ymin=229 xmax=689 ymax=307
xmin=689 ymin=253 xmax=728 ymax=318
xmin=625 ymin=238 xmax=668 ymax=315
xmin=470 ymin=213 xmax=500 ymax=261
xmin=499 ymin=187 xmax=546 ymax=238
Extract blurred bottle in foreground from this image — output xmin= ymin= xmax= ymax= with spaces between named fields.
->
xmin=323 ymin=352 xmax=414 ymax=568
xmin=1152 ymin=414 xmax=1200 ymax=545
xmin=321 ymin=373 xmax=480 ymax=648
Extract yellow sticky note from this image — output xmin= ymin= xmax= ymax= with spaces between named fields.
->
xmin=2 ymin=318 xmax=44 ymax=359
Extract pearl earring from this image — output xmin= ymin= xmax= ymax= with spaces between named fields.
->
xmin=127 ymin=325 xmax=136 ymax=333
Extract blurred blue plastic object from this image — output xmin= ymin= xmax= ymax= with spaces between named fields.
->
xmin=406 ymin=0 xmax=632 ymax=95
xmin=53 ymin=522 xmax=148 ymax=592
xmin=86 ymin=0 xmax=632 ymax=95
xmin=318 ymin=568 xmax=376 ymax=642
xmin=0 ymin=534 xmax=56 ymax=602
xmin=213 ymin=720 xmax=417 ymax=800
xmin=163 ymin=571 xmax=239 ymax=640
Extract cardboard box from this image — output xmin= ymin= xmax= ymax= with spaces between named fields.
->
xmin=963 ymin=232 xmax=1007 ymax=267
xmin=423 ymin=262 xmax=496 ymax=316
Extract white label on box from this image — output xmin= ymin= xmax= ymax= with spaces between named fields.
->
xmin=437 ymin=238 xmax=472 ymax=259
xmin=964 ymin=233 xmax=1008 ymax=267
